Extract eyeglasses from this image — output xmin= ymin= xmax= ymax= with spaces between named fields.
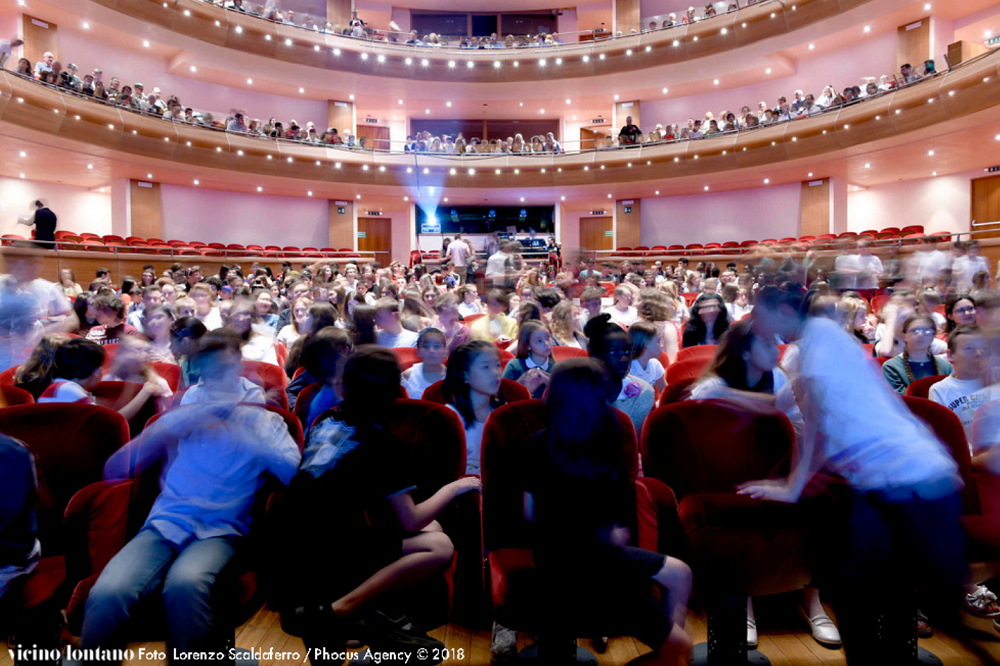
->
xmin=907 ymin=328 xmax=935 ymax=335
xmin=954 ymin=306 xmax=977 ymax=315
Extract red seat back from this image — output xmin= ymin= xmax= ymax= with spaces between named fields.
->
xmin=666 ymin=357 xmax=710 ymax=385
xmin=0 ymin=404 xmax=129 ymax=553
xmin=241 ymin=360 xmax=289 ymax=410
xmin=901 ymin=396 xmax=979 ymax=514
xmin=551 ymin=346 xmax=588 ymax=363
xmin=904 ymin=374 xmax=948 ymax=399
xmin=92 ymin=381 xmax=161 ymax=438
xmin=0 ymin=365 xmax=19 ymax=386
xmin=391 ymin=347 xmax=422 ymax=372
xmin=641 ymin=400 xmax=793 ymax=502
xmin=388 ymin=400 xmax=467 ymax=502
xmin=150 ymin=363 xmax=181 ymax=392
xmin=676 ymin=345 xmax=717 ymax=364
xmin=659 ymin=377 xmax=696 ymax=405
xmin=464 ymin=313 xmax=486 ymax=325
xmin=421 ymin=378 xmax=531 ymax=405
xmin=481 ymin=400 xmax=637 ymax=552
xmin=1 ymin=384 xmax=34 ymax=405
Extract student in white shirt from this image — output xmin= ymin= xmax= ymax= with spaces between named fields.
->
xmin=443 ymin=341 xmax=504 ymax=475
xmin=742 ymin=287 xmax=966 ymax=663
xmin=180 ymin=331 xmax=266 ymax=405
xmin=604 ymin=285 xmax=638 ymax=328
xmin=929 ymin=325 xmax=1000 ymax=440
xmin=952 ymin=240 xmax=990 ymax=293
xmin=400 ymin=329 xmax=447 ymax=399
xmin=457 ymin=284 xmax=483 ymax=318
xmin=628 ymin=321 xmax=666 ymax=393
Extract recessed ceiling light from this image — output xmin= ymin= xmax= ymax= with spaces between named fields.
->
xmin=449 ymin=168 xmax=457 ymax=175
xmin=598 ymin=53 xmax=605 ymax=60
xmin=655 ymin=190 xmax=660 ymax=195
xmin=147 ymin=173 xmax=153 ymax=179
xmin=513 ymin=60 xmax=519 ymax=67
xmin=766 ymin=68 xmax=772 ymax=74
xmin=863 ymin=25 xmax=871 ymax=33
xmin=360 ymin=53 xmax=368 ymax=60
xmin=519 ymin=102 xmax=523 ymax=106
xmin=928 ymin=150 xmax=935 ymax=156
xmin=565 ymin=99 xmax=571 ymax=104
xmin=247 ymin=78 xmax=253 ymax=85
xmin=495 ymin=169 xmax=501 ymax=175
xmin=335 ymin=162 xmax=342 ymax=169
xmin=143 ymin=40 xmax=150 ymax=47
xmin=349 ymin=94 xmax=355 ymax=100
xmin=425 ymin=109 xmax=430 ymax=114
xmin=446 ymin=101 xmax=452 ymax=107
xmin=19 ymin=173 xmax=24 ymax=179
xmin=82 ymin=21 xmax=90 ymax=29
xmin=520 ymin=197 xmax=525 ymax=202
xmin=808 ymin=43 xmax=814 ymax=50
xmin=808 ymin=172 xmax=813 ymax=177
xmin=421 ymin=58 xmax=429 ymax=67
xmin=333 ymin=48 xmax=341 ymax=56
xmin=265 ymin=35 xmax=271 ymax=41
xmin=307 ymin=191 xmax=313 ymax=196
xmin=924 ymin=2 xmax=931 ymax=9
xmin=540 ymin=109 xmax=545 ymax=114
xmin=257 ymin=186 xmax=263 ymax=192
xmin=405 ymin=57 xmax=412 ymax=66
xmin=662 ymin=87 xmax=668 ymax=94
xmin=235 ymin=26 xmax=243 ymax=34
xmin=614 ymin=94 xmax=620 ymax=100
xmin=645 ymin=45 xmax=652 ymax=51
xmin=423 ymin=168 xmax=429 ymax=174
xmin=626 ymin=49 xmax=632 ymax=56
xmin=713 ymin=79 xmax=720 ymax=85
xmin=560 ymin=196 xmax=566 ymax=201
xmin=190 ymin=65 xmax=197 ymax=72
xmin=378 ymin=166 xmax=385 ymax=172
xmin=285 ymin=38 xmax=292 ymax=46
xmin=582 ymin=55 xmax=590 ymax=63
xmin=493 ymin=61 xmax=501 ymax=68
xmin=299 ymin=87 xmax=305 ymax=94
xmin=466 ymin=60 xmax=474 ymax=68
xmin=193 ymin=179 xmax=199 ymax=185
xmin=932 ymin=171 xmax=938 ymax=176
xmin=362 ymin=165 xmax=369 ymax=171
xmin=444 ymin=197 xmax=449 ymax=202
xmin=448 ymin=60 xmax=456 ymax=68
xmin=764 ymin=178 xmax=770 ymax=184
xmin=514 ymin=169 xmax=520 ymax=174
xmin=404 ymin=196 xmax=409 ymax=201
xmin=398 ymin=99 xmax=403 ymax=105
xmin=87 ymin=164 xmax=93 ymax=169
xmin=377 ymin=54 xmax=385 ymax=63
xmin=704 ymin=186 xmax=710 ymax=191
xmin=864 ymin=163 xmax=871 ymax=168
xmin=539 ymin=58 xmax=547 ymax=66
xmin=18 ymin=151 xmax=25 ymax=157
xmin=356 ymin=194 xmax=361 ymax=199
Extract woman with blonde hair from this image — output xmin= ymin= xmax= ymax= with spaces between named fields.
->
xmin=549 ymin=301 xmax=587 ymax=349
xmin=639 ymin=288 xmax=680 ymax=363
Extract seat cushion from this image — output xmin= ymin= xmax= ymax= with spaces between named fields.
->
xmin=21 ymin=555 xmax=66 ymax=611
xmin=965 ymin=514 xmax=1000 ymax=562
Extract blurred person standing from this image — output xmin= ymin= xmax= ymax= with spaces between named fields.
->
xmin=0 ymin=254 xmax=76 ymax=371
xmin=16 ymin=200 xmax=58 ymax=248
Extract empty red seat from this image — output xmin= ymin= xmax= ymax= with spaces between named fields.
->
xmin=904 ymin=374 xmax=948 ymax=399
xmin=1 ymin=234 xmax=25 ymax=246
xmin=668 ymin=244 xmax=685 ymax=251
xmin=685 ymin=243 xmax=703 ymax=249
xmin=302 ymin=247 xmax=320 ymax=253
xmin=102 ymin=235 xmax=125 ymax=244
xmin=740 ymin=240 xmax=758 ymax=247
xmin=207 ymin=242 xmax=226 ymax=249
xmin=226 ymin=243 xmax=246 ymax=250
xmin=241 ymin=360 xmax=289 ymax=410
xmin=188 ymin=241 xmax=207 ymax=248
xmin=282 ymin=246 xmax=301 ymax=253
xmin=1 ymin=384 xmax=33 ymax=405
xmin=551 ymin=346 xmax=588 ymax=363
xmin=676 ymin=345 xmax=718 ymax=364
xmin=79 ymin=233 xmax=102 ymax=240
xmin=666 ymin=357 xmax=710 ymax=385
xmin=166 ymin=240 xmax=188 ymax=247
xmin=704 ymin=242 xmax=722 ymax=249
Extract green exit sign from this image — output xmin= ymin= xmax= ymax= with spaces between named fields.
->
xmin=604 ymin=230 xmax=614 ymax=237
xmin=357 ymin=231 xmax=367 ymax=238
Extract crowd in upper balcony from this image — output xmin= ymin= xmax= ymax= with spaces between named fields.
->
xmin=3 ymin=35 xmax=943 ymax=156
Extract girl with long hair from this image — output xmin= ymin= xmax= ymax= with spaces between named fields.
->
xmin=443 ymin=341 xmax=505 ymax=475
xmin=682 ymin=293 xmax=731 ymax=347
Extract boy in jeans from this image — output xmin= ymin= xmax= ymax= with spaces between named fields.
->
xmin=79 ymin=334 xmax=301 ymax=661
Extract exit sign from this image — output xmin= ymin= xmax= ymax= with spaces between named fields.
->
xmin=363 ymin=118 xmax=379 ymax=124
xmin=337 ymin=206 xmax=346 ymax=214
xmin=624 ymin=205 xmax=632 ymax=214
xmin=604 ymin=231 xmax=614 ymax=237
xmin=590 ymin=209 xmax=606 ymax=215
xmin=357 ymin=231 xmax=367 ymax=238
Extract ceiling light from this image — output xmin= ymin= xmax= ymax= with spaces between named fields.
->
xmin=307 ymin=191 xmax=313 ymax=196
xmin=360 ymin=53 xmax=368 ymax=60
xmin=379 ymin=166 xmax=386 ymax=172
xmin=704 ymin=186 xmax=710 ymax=191
xmin=614 ymin=94 xmax=620 ymax=100
xmin=863 ymin=25 xmax=871 ymax=33
xmin=82 ymin=21 xmax=90 ymax=29
xmin=143 ymin=40 xmax=150 ymax=47
xmin=446 ymin=101 xmax=452 ymax=107
xmin=448 ymin=60 xmax=456 ymax=68
xmin=495 ymin=169 xmax=501 ymax=175
xmin=299 ymin=87 xmax=305 ymax=94
xmin=421 ymin=58 xmax=429 ymax=67
xmin=764 ymin=178 xmax=770 ymax=184
xmin=468 ymin=168 xmax=475 ymax=175
xmin=18 ymin=151 xmax=25 ymax=158
xmin=493 ymin=61 xmax=501 ymax=68
xmin=449 ymin=168 xmax=457 ymax=175
xmin=520 ymin=197 xmax=525 ymax=202
xmin=924 ymin=2 xmax=931 ymax=9
xmin=193 ymin=180 xmax=199 ymax=185
xmin=599 ymin=53 xmax=605 ymax=60
xmin=654 ymin=190 xmax=660 ymax=195
xmin=600 ymin=165 xmax=605 ymax=169
xmin=314 ymin=45 xmax=320 ymax=52
xmin=864 ymin=163 xmax=871 ymax=168
xmin=540 ymin=109 xmax=545 ymax=114
xmin=19 ymin=173 xmax=24 ymax=179
xmin=513 ymin=60 xmax=520 ymax=67
xmin=87 ymin=164 xmax=93 ymax=169
xmin=285 ymin=38 xmax=292 ymax=46
xmin=362 ymin=165 xmax=369 ymax=171
xmin=541 ymin=168 xmax=546 ymax=173
xmin=561 ymin=196 xmax=566 ymax=201
xmin=335 ymin=162 xmax=342 ymax=169
xmin=808 ymin=172 xmax=813 ymax=177
xmin=377 ymin=54 xmax=385 ymax=63
xmin=349 ymin=94 xmax=355 ymax=100
xmin=237 ymin=150 xmax=244 ymax=156
xmin=662 ymin=87 xmax=668 ymax=94
xmin=713 ymin=79 xmax=720 ymax=85
xmin=582 ymin=55 xmax=590 ymax=63
xmin=607 ymin=194 xmax=612 ymax=198
xmin=356 ymin=194 xmax=361 ymax=199
xmin=423 ymin=168 xmax=429 ymax=174
xmin=333 ymin=48 xmax=341 ymax=56
xmin=720 ymin=28 xmax=727 ymax=35
xmin=444 ymin=198 xmax=449 ymax=202
xmin=404 ymin=196 xmax=409 ymax=201
xmin=247 ymin=78 xmax=253 ymax=85
xmin=766 ymin=68 xmax=772 ymax=74
xmin=287 ymin=157 xmax=293 ymax=163
xmin=672 ymin=40 xmax=679 ymax=47
xmin=808 ymin=43 xmax=814 ymax=50
xmin=928 ymin=150 xmax=935 ymax=156
xmin=405 ymin=57 xmax=412 ymax=65
xmin=190 ymin=65 xmax=197 ymax=72
xmin=398 ymin=99 xmax=403 ymax=105
xmin=265 ymin=35 xmax=271 ymax=41
xmin=425 ymin=109 xmax=430 ymax=114
xmin=583 ymin=166 xmax=589 ymax=171
xmin=257 ymin=186 xmax=263 ymax=192
xmin=932 ymin=171 xmax=938 ymax=176
xmin=235 ymin=26 xmax=243 ymax=34
xmin=514 ymin=169 xmax=520 ymax=174
xmin=539 ymin=58 xmax=547 ymax=66
xmin=625 ymin=49 xmax=633 ymax=56
xmin=17 ymin=0 xmax=25 ymax=6
xmin=555 ymin=57 xmax=563 ymax=65
xmin=315 ymin=161 xmax=321 ymax=166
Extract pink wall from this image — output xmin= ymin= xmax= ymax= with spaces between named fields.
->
xmin=557 ymin=9 xmax=579 ymax=42
xmin=0 ymin=176 xmax=111 ymax=236
xmin=577 ymin=0 xmax=613 ymax=34
xmin=639 ymin=183 xmax=801 ymax=246
xmin=560 ymin=208 xmax=584 ymax=261
xmin=57 ymin=28 xmax=327 ymax=125
xmin=846 ymin=170 xmax=978 ymax=235
xmin=641 ymin=30 xmax=896 ymax=126
xmin=159 ymin=184 xmax=329 ymax=247
xmin=640 ymin=1 xmax=729 ymax=24
xmin=354 ymin=1 xmax=394 ymax=32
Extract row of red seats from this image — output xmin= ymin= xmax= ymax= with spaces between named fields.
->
xmin=615 ymin=225 xmax=929 ymax=258
xmin=0 ymin=231 xmax=365 ymax=261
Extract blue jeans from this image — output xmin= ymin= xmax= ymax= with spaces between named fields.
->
xmin=80 ymin=527 xmax=237 ymax=658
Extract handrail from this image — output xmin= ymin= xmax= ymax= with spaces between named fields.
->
xmin=7 ymin=42 xmax=990 ymax=157
xmin=0 ymin=239 xmax=379 ymax=261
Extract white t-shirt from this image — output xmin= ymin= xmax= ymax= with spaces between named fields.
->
xmin=726 ymin=303 xmax=753 ymax=320
xmin=447 ymin=240 xmax=471 ymax=268
xmin=485 ymin=251 xmax=510 ymax=279
xmin=928 ymin=375 xmax=1000 ymax=441
xmin=181 ymin=377 xmax=265 ymax=405
xmin=629 ymin=358 xmax=665 ymax=387
xmin=857 ymin=254 xmax=884 ymax=290
xmin=276 ymin=324 xmax=301 ymax=348
xmin=446 ymin=403 xmax=485 ymax=475
xmin=688 ymin=367 xmax=803 ymax=436
xmin=376 ymin=328 xmax=419 ymax=348
xmin=401 ymin=363 xmax=444 ymax=399
xmin=834 ymin=253 xmax=862 ymax=290
xmin=952 ymin=255 xmax=990 ymax=291
xmin=604 ymin=305 xmax=638 ymax=328
xmin=197 ymin=308 xmax=224 ymax=331
xmin=458 ymin=301 xmax=483 ymax=318
xmin=795 ymin=317 xmax=958 ymax=491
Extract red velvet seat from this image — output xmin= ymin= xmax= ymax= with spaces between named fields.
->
xmin=420 ymin=378 xmax=531 ymax=405
xmin=676 ymin=345 xmax=717 ymax=364
xmin=1 ymin=383 xmax=34 ymax=405
xmin=641 ymin=400 xmax=816 ymax=661
xmin=241 ymin=360 xmax=289 ymax=410
xmin=904 ymin=374 xmax=947 ymax=399
xmin=463 ymin=313 xmax=486 ymax=325
xmin=91 ymin=381 xmax=162 ymax=438
xmin=149 ymin=363 xmax=181 ymax=392
xmin=658 ymin=377 xmax=696 ymax=405
xmin=0 ymin=365 xmax=18 ymax=386
xmin=665 ymin=357 xmax=709 ymax=385
xmin=551 ymin=346 xmax=588 ymax=363
xmin=482 ymin=400 xmax=665 ymax=657
xmin=390 ymin=347 xmax=422 ymax=372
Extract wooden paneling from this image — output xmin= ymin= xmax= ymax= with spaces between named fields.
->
xmin=615 ymin=200 xmax=640 ymax=249
xmin=580 ymin=216 xmax=613 ymax=252
xmin=129 ymin=180 xmax=163 ymax=240
xmin=615 ymin=101 xmax=640 ymax=132
xmin=614 ymin=0 xmax=640 ymax=34
xmin=329 ymin=200 xmax=354 ymax=250
xmin=358 ymin=217 xmax=391 ymax=253
xmin=21 ymin=15 xmax=59 ymax=68
xmin=327 ymin=100 xmax=354 ymax=136
xmin=327 ymin=0 xmax=352 ymax=31
xmin=897 ymin=17 xmax=930 ymax=72
xmin=948 ymin=40 xmax=988 ymax=67
xmin=972 ymin=175 xmax=1000 ymax=240
xmin=580 ymin=127 xmax=609 ymax=151
xmin=356 ymin=125 xmax=391 ymax=152
xmin=799 ymin=178 xmax=831 ymax=237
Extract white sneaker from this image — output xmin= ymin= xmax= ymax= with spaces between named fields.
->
xmin=747 ymin=617 xmax=758 ymax=649
xmin=799 ymin=605 xmax=843 ymax=648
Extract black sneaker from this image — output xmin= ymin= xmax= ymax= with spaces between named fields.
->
xmin=358 ymin=612 xmax=444 ymax=659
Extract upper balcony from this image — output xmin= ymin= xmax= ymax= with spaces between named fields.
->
xmin=2 ymin=45 xmax=999 ymax=203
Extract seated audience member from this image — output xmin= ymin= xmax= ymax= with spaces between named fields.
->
xmin=639 ymin=288 xmax=680 ymax=364
xmin=60 ymin=269 xmax=82 ymax=299
xmin=579 ymin=286 xmax=605 ymax=331
xmin=86 ymin=293 xmax=143 ymax=346
xmin=881 ymin=314 xmax=953 ymax=395
xmin=470 ymin=290 xmax=516 ymax=344
xmin=401 ymin=328 xmax=448 ymax=399
xmin=37 ymin=338 xmax=167 ymax=419
xmin=618 ymin=115 xmax=643 ymax=145
xmin=724 ymin=284 xmax=753 ymax=321
xmin=682 ymin=293 xmax=730 ymax=347
xmin=298 ymin=327 xmax=352 ymax=432
xmin=840 ymin=296 xmax=875 ymax=344
xmin=224 ymin=298 xmax=279 ymax=366
xmin=180 ymin=330 xmax=265 ymax=405
xmin=374 ymin=298 xmax=419 ymax=348
xmin=502 ymin=321 xmax=555 ymax=399
xmin=14 ymin=334 xmax=67 ymax=399
xmin=276 ymin=280 xmax=313 ymax=331
xmin=507 ymin=293 xmax=522 ymax=316
xmin=272 ymin=347 xmax=481 ymax=655
xmin=549 ymin=300 xmax=587 ymax=349
xmin=286 ymin=303 xmax=344 ymax=382
xmin=139 ymin=305 xmax=177 ymax=364
xmin=628 ymin=321 xmax=667 ymax=393
xmin=277 ymin=296 xmax=312 ymax=348
xmin=443 ymin=341 xmax=504 ymax=476
xmin=971 ymin=400 xmax=1000 ymax=473
xmin=524 ymin=359 xmax=693 ymax=665
xmin=586 ymin=314 xmax=656 ymax=438
xmin=253 ymin=289 xmax=280 ymax=331
xmin=929 ymin=325 xmax=1000 ymax=439
xmin=81 ymin=369 xmax=301 ymax=659
xmin=605 ymin=286 xmax=639 ymax=328
xmin=458 ymin=284 xmax=483 ymax=318
xmin=126 ymin=286 xmax=163 ymax=334
xmin=169 ymin=317 xmax=207 ymax=388
xmin=0 ymin=432 xmax=38 ymax=613
xmin=189 ymin=283 xmax=223 ymax=330
xmin=432 ymin=293 xmax=472 ymax=354
xmin=945 ymin=294 xmax=977 ymax=333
